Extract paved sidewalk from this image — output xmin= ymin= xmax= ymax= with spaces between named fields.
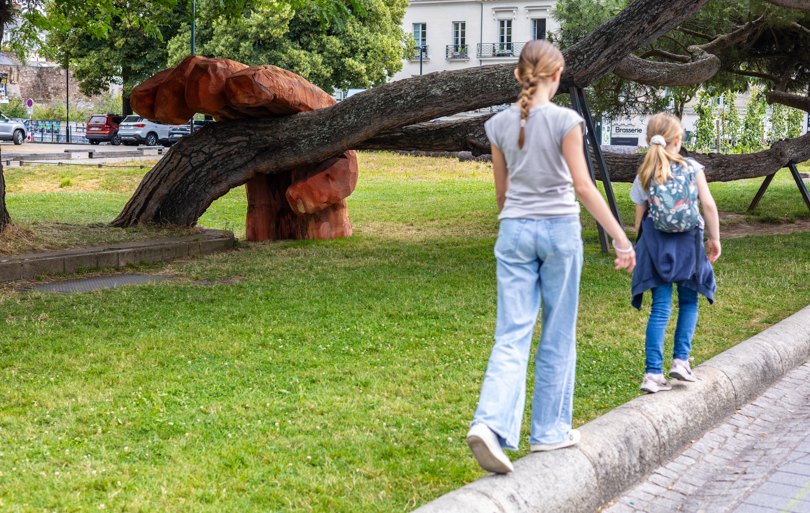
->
xmin=603 ymin=362 xmax=810 ymax=513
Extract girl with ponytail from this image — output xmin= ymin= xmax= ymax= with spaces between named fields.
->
xmin=629 ymin=113 xmax=721 ymax=394
xmin=466 ymin=40 xmax=636 ymax=474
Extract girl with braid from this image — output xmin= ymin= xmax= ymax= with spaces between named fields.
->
xmin=466 ymin=40 xmax=636 ymax=474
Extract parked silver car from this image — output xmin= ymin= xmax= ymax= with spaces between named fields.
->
xmin=118 ymin=115 xmax=172 ymax=147
xmin=0 ymin=113 xmax=27 ymax=144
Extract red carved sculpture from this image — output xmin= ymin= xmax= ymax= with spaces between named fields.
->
xmin=130 ymin=56 xmax=358 ymax=241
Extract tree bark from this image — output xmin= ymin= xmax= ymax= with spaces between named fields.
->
xmin=766 ymin=90 xmax=810 ymax=113
xmin=111 ymin=0 xmax=712 ymax=228
xmin=122 ymin=95 xmax=132 ymax=116
xmin=613 ymin=51 xmax=720 ymax=86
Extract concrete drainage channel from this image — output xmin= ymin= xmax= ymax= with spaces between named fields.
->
xmin=0 ymin=228 xmax=235 ymax=285
xmin=414 ymin=306 xmax=810 ymax=513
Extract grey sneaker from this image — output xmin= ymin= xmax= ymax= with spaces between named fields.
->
xmin=640 ymin=373 xmax=672 ymax=393
xmin=670 ymin=357 xmax=697 ymax=382
xmin=531 ymin=429 xmax=581 ymax=452
xmin=466 ymin=423 xmax=514 ymax=474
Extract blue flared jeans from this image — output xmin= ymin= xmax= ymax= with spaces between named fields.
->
xmin=645 ymin=284 xmax=699 ymax=374
xmin=472 ymin=217 xmax=583 ymax=450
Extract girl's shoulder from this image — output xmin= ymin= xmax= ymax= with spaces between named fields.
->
xmin=673 ymin=157 xmax=705 ymax=175
xmin=485 ymin=105 xmax=520 ymax=127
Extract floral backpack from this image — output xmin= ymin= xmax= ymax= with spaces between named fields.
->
xmin=647 ymin=158 xmax=701 ymax=232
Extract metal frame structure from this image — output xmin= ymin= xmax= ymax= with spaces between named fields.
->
xmin=747 ymin=161 xmax=810 ymax=214
xmin=563 ymin=80 xmax=623 ymax=252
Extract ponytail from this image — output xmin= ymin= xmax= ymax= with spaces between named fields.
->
xmin=638 ymin=113 xmax=686 ymax=189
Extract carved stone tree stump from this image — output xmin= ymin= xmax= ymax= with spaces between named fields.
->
xmin=130 ymin=56 xmax=358 ymax=241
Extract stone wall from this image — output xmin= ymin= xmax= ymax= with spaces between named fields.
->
xmin=0 ymin=65 xmax=97 ymax=104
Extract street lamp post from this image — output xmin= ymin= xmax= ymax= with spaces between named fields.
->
xmin=65 ymin=59 xmax=70 ymax=144
xmin=415 ymin=45 xmax=425 ymax=75
xmin=190 ymin=0 xmax=196 ymax=135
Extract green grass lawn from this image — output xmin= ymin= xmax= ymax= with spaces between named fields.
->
xmin=0 ymin=153 xmax=809 ymax=512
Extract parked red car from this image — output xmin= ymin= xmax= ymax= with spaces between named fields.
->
xmin=86 ymin=114 xmax=125 ymax=145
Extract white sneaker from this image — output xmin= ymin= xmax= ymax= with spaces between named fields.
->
xmin=530 ymin=429 xmax=581 ymax=452
xmin=466 ymin=423 xmax=514 ymax=474
xmin=640 ymin=373 xmax=672 ymax=393
xmin=670 ymin=357 xmax=697 ymax=382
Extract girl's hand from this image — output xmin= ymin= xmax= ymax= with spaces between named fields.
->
xmin=613 ymin=244 xmax=636 ymax=273
xmin=706 ymin=238 xmax=721 ymax=262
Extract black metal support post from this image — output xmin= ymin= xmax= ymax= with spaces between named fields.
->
xmin=564 ymin=80 xmax=622 ymax=252
xmin=747 ymin=173 xmax=776 ymax=212
xmin=747 ymin=162 xmax=810 ymax=214
xmin=65 ymin=62 xmax=70 ymax=144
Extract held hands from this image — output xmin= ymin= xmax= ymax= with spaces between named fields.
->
xmin=612 ymin=239 xmax=636 ymax=273
xmin=706 ymin=238 xmax=722 ymax=262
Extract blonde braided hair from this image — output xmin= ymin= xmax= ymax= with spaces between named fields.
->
xmin=517 ymin=40 xmax=565 ymax=149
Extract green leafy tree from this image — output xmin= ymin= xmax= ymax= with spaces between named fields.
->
xmin=44 ymin=0 xmax=187 ymax=115
xmin=720 ymin=91 xmax=742 ymax=153
xmin=769 ymin=103 xmax=804 ymax=142
xmin=166 ymin=0 xmax=409 ymax=94
xmin=740 ymin=90 xmax=767 ymax=151
xmin=1 ymin=97 xmax=28 ymax=118
xmin=691 ymin=91 xmax=716 ymax=151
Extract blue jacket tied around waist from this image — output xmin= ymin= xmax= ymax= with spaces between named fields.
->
xmin=631 ymin=216 xmax=716 ymax=310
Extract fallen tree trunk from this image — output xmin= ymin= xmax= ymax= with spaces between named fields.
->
xmin=111 ymin=0 xmax=711 ymax=228
xmin=360 ymin=116 xmax=810 ymax=183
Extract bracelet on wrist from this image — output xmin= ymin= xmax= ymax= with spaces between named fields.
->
xmin=612 ymin=239 xmax=634 ymax=254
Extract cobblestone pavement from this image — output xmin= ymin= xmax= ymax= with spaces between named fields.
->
xmin=602 ymin=362 xmax=810 ymax=513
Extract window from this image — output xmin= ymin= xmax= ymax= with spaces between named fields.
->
xmin=453 ymin=22 xmax=466 ymax=47
xmin=499 ymin=20 xmax=512 ymax=51
xmin=413 ymin=23 xmax=427 ymax=46
xmin=532 ymin=19 xmax=546 ymax=40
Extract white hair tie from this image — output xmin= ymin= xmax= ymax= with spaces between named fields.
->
xmin=650 ymin=135 xmax=667 ymax=146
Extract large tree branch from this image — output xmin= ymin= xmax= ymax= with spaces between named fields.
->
xmin=764 ymin=0 xmax=810 ymax=9
xmin=765 ymin=90 xmax=810 ymax=112
xmin=613 ymin=50 xmax=720 ymax=86
xmin=613 ymin=16 xmax=766 ymax=87
xmin=362 ymin=116 xmax=810 ymax=183
xmin=638 ymin=48 xmax=692 ymax=63
xmin=700 ymin=16 xmax=768 ymax=54
xmin=791 ymin=21 xmax=810 ymax=39
xmin=112 ymin=0 xmax=713 ymax=227
xmin=726 ymin=68 xmax=779 ymax=82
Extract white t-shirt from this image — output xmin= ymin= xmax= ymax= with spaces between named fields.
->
xmin=484 ymin=103 xmax=584 ymax=220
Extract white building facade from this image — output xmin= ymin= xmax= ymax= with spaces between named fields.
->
xmin=392 ymin=0 xmax=809 ymax=146
xmin=392 ymin=0 xmax=558 ymax=81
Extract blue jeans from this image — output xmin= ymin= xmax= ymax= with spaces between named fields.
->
xmin=472 ymin=217 xmax=583 ymax=450
xmin=645 ymin=284 xmax=699 ymax=374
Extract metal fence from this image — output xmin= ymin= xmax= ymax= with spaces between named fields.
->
xmin=477 ymin=42 xmax=526 ymax=58
xmin=22 ymin=119 xmax=90 ymax=144
xmin=445 ymin=45 xmax=470 ymax=59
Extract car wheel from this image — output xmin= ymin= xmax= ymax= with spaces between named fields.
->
xmin=111 ymin=133 xmax=122 ymax=146
xmin=145 ymin=132 xmax=158 ymax=146
xmin=89 ymin=140 xmax=100 ymax=145
xmin=12 ymin=130 xmax=24 ymax=145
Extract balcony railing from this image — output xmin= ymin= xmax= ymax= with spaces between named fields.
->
xmin=410 ymin=46 xmax=429 ymax=60
xmin=446 ymin=44 xmax=470 ymax=60
xmin=477 ymin=42 xmax=526 ymax=58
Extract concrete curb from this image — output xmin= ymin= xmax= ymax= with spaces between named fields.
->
xmin=0 ymin=228 xmax=234 ymax=284
xmin=413 ymin=305 xmax=810 ymax=513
